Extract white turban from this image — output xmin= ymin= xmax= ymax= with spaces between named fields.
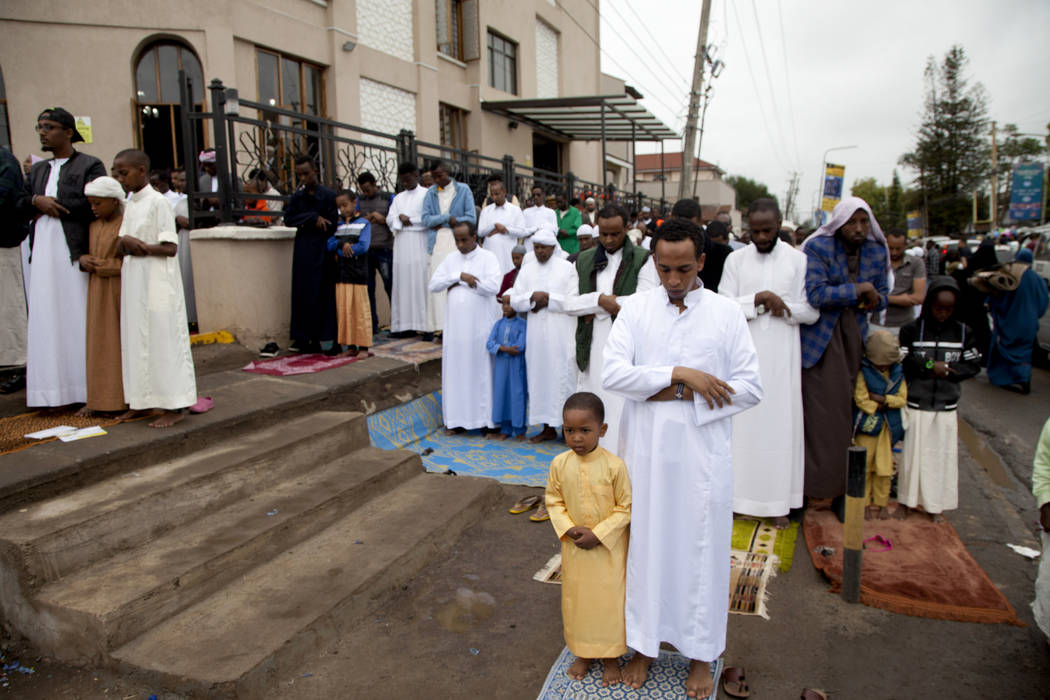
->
xmin=531 ymin=229 xmax=558 ymax=247
xmin=198 ymin=150 xmax=216 ymax=164
xmin=84 ymin=176 xmax=126 ymax=201
xmin=576 ymin=224 xmax=596 ymax=238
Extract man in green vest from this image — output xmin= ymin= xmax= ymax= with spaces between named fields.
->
xmin=568 ymin=204 xmax=657 ymax=452
xmin=556 ymin=194 xmax=582 ymax=256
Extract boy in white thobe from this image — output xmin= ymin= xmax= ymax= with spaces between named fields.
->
xmin=478 ymin=181 xmax=528 ymax=274
xmin=112 ymin=149 xmax=197 ymax=429
xmin=387 ymin=163 xmax=430 ymax=334
xmin=602 ymin=219 xmax=762 ymax=698
xmin=428 ymin=221 xmax=502 ymax=433
xmin=509 ymin=229 xmax=579 ymax=444
xmin=718 ymin=200 xmax=818 ymax=525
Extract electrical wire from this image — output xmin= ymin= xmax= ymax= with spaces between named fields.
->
xmin=729 ymin=0 xmax=791 ymax=170
xmin=777 ymin=0 xmax=803 ymax=166
xmin=607 ymin=0 xmax=694 ymax=88
xmin=748 ymin=0 xmax=794 ymax=167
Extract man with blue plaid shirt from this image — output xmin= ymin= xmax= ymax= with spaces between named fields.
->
xmin=800 ymin=197 xmax=890 ymax=514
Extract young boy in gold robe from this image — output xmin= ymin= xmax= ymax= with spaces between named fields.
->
xmin=545 ymin=392 xmax=632 ymax=686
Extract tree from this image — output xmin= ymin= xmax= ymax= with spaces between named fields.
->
xmin=850 ymin=177 xmax=889 ymax=227
xmin=725 ymin=175 xmax=777 ymax=212
xmin=887 ymin=170 xmax=905 ymax=229
xmin=994 ymin=123 xmax=1046 ymax=222
xmin=899 ymin=45 xmax=989 ymax=234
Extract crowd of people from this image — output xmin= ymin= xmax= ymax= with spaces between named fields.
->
xmin=2 ymin=105 xmax=1049 ymax=698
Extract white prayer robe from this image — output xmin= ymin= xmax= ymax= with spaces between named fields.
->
xmin=26 ymin=157 xmax=89 ymax=406
xmin=602 ymin=284 xmax=762 ymax=661
xmin=509 ymin=257 xmax=579 ymax=427
xmin=523 ymin=205 xmax=558 ymax=238
xmin=478 ymin=201 xmax=528 ymax=274
xmin=426 ymin=186 xmax=459 ymax=332
xmin=0 ymin=246 xmax=27 ymax=367
xmin=388 ymin=184 xmax=430 ymax=332
xmin=119 ymin=186 xmax=197 ymax=410
xmin=566 ymin=249 xmax=659 ymax=453
xmin=719 ymin=242 xmax=819 ymax=516
xmin=428 ymin=245 xmax=502 ymax=430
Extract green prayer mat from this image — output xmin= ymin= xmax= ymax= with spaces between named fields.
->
xmin=732 ymin=515 xmax=799 ymax=573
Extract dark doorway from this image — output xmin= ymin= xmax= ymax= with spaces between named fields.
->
xmin=134 ymin=41 xmax=204 ymax=171
xmin=532 ymin=133 xmax=561 ymax=173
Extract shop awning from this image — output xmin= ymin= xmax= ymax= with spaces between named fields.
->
xmin=481 ymin=94 xmax=678 ymax=142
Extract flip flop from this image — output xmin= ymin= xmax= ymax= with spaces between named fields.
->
xmin=801 ymin=689 xmax=828 ymax=700
xmin=529 ymin=504 xmax=550 ymax=522
xmin=863 ymin=534 xmax=892 ymax=552
xmin=721 ymin=666 xmax=750 ymax=698
xmin=188 ymin=396 xmax=214 ymax=414
xmin=508 ymin=495 xmax=541 ymax=514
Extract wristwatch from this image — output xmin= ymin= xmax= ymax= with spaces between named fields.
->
xmin=675 ymin=383 xmax=685 ymax=400
xmin=925 ymin=359 xmax=935 ymax=370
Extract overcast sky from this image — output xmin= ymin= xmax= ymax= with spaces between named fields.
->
xmin=596 ymin=0 xmax=1050 ymax=222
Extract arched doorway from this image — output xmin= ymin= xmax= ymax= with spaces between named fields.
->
xmin=134 ymin=40 xmax=204 ymax=171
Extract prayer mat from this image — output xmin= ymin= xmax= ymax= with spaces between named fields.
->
xmin=728 ymin=550 xmax=778 ymax=618
xmin=369 ymin=336 xmax=443 ymax=366
xmin=0 ymin=410 xmax=135 ymax=456
xmin=366 ymin=391 xmax=563 ymax=486
xmin=803 ymin=508 xmax=1023 ymax=626
xmin=731 ymin=516 xmax=800 ymax=573
xmin=537 ymin=647 xmax=722 ymax=700
xmin=533 ymin=553 xmax=563 ymax=584
xmin=241 ymin=352 xmax=364 ymax=376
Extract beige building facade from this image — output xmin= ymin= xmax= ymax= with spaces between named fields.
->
xmin=635 ymin=151 xmax=738 ymax=218
xmin=1 ymin=0 xmax=614 ymax=185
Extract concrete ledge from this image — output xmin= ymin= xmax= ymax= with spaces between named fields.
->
xmin=190 ymin=225 xmax=295 ymax=241
xmin=0 ymin=356 xmax=441 ymax=513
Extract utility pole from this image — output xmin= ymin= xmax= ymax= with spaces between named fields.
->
xmin=784 ymin=171 xmax=800 ymax=222
xmin=990 ymin=121 xmax=998 ymax=229
xmin=678 ymin=0 xmax=712 ymax=202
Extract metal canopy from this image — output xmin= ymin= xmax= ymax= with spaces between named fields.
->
xmin=481 ymin=94 xmax=678 ymax=142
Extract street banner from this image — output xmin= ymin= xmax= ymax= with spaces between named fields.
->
xmin=906 ymin=210 xmax=924 ymax=238
xmin=821 ymin=163 xmax=845 ymax=212
xmin=1008 ymin=162 xmax=1044 ymax=221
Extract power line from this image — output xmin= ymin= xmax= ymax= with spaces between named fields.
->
xmin=748 ymin=0 xmax=794 ymax=167
xmin=729 ymin=0 xmax=791 ymax=170
xmin=556 ymin=0 xmax=686 ymax=132
xmin=607 ymin=0 xmax=693 ymax=87
xmin=776 ymin=0 xmax=803 ymax=166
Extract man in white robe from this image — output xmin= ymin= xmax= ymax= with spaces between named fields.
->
xmin=719 ymin=198 xmax=818 ymax=526
xmin=387 ymin=162 xmax=430 ymax=335
xmin=428 ymin=221 xmax=502 ymax=433
xmin=522 ymin=185 xmax=558 ymax=241
xmin=477 ymin=179 xmax=527 ymax=274
xmin=602 ymin=218 xmax=762 ymax=698
xmin=566 ymin=205 xmax=658 ymax=454
xmin=421 ymin=163 xmax=475 ymax=336
xmin=509 ymin=228 xmax=579 ymax=444
xmin=19 ymin=108 xmax=106 ymax=407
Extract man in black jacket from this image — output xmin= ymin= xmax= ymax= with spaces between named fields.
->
xmin=16 ymin=107 xmax=105 ymax=407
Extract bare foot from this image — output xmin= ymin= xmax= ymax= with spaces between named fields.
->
xmin=600 ymin=658 xmax=622 ymax=686
xmin=529 ymin=425 xmax=558 ymax=443
xmin=515 ymin=433 xmax=527 ymax=442
xmin=355 ymin=349 xmax=371 ymax=359
xmin=74 ymin=406 xmax=95 ymax=418
xmin=864 ymin=506 xmax=877 ymax=521
xmin=878 ymin=506 xmax=891 ymax=520
xmin=686 ymin=659 xmax=714 ymax=698
xmin=444 ymin=427 xmax=465 ymax=436
xmin=771 ymin=515 xmax=791 ymax=529
xmin=930 ymin=512 xmax=946 ymax=524
xmin=621 ymin=653 xmax=652 ymax=689
xmin=116 ymin=409 xmax=147 ymax=423
xmin=148 ymin=410 xmax=186 ymax=429
xmin=892 ymin=505 xmax=908 ymax=520
xmin=566 ymin=656 xmax=591 ymax=681
xmin=485 ymin=430 xmax=502 ymax=440
xmin=496 ymin=433 xmax=510 ymax=441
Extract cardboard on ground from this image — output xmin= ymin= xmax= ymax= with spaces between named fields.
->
xmin=24 ymin=425 xmax=78 ymax=440
xmin=59 ymin=426 xmax=107 ymax=442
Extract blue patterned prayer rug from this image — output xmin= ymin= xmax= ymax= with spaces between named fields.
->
xmin=366 ymin=391 xmax=564 ymax=487
xmin=536 ymin=647 xmax=723 ymax=700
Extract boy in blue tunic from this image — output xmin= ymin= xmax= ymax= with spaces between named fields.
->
xmin=486 ymin=297 xmax=528 ymax=440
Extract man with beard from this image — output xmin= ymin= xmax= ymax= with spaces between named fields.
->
xmin=17 ymin=107 xmax=105 ymax=407
xmin=719 ymin=198 xmax=818 ymax=527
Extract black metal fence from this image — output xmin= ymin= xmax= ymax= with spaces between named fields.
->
xmin=179 ymin=75 xmax=666 ymax=228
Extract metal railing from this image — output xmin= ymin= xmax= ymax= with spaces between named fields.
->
xmin=179 ymin=75 xmax=669 ymax=227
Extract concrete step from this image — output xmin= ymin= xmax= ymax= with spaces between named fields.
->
xmin=32 ymin=446 xmax=423 ymax=659
xmin=0 ymin=411 xmax=369 ymax=586
xmin=112 ymin=473 xmax=503 ymax=697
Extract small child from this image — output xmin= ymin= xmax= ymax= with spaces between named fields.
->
xmin=853 ymin=330 xmax=907 ymax=520
xmin=545 ymin=392 xmax=632 ymax=687
xmin=111 ymin=149 xmax=197 ymax=428
xmin=897 ymin=276 xmax=981 ymax=522
xmin=326 ymin=190 xmax=373 ymax=358
xmin=486 ymin=296 xmax=527 ymax=441
xmin=79 ymin=176 xmax=127 ymax=416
